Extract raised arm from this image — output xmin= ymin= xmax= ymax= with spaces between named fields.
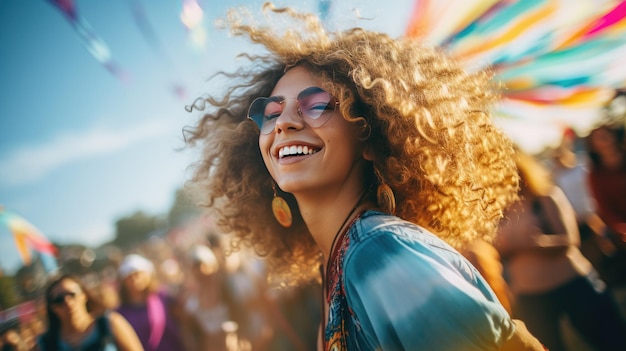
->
xmin=531 ymin=186 xmax=580 ymax=250
xmin=495 ymin=186 xmax=579 ymax=257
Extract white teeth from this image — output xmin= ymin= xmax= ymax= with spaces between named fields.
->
xmin=278 ymin=145 xmax=319 ymax=158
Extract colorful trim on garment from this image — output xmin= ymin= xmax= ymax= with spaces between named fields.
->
xmin=323 ymin=213 xmax=362 ymax=350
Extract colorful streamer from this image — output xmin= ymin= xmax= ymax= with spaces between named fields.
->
xmin=405 ymin=0 xmax=626 ymax=153
xmin=576 ymin=0 xmax=626 ymax=42
xmin=46 ymin=0 xmax=130 ymax=82
xmin=180 ymin=0 xmax=207 ymax=50
xmin=129 ymin=0 xmax=187 ymax=100
xmin=0 ymin=207 xmax=58 ymax=266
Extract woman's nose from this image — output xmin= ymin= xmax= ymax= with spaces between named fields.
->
xmin=274 ymin=100 xmax=304 ymax=133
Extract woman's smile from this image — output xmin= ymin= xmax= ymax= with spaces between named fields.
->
xmin=278 ymin=144 xmax=320 ymax=158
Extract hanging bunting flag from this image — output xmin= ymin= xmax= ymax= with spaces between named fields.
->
xmin=581 ymin=0 xmax=626 ymax=39
xmin=128 ymin=0 xmax=187 ymax=99
xmin=46 ymin=0 xmax=130 ymax=82
xmin=180 ymin=0 xmax=207 ymax=50
xmin=405 ymin=0 xmax=626 ymax=153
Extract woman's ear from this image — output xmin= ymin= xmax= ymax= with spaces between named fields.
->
xmin=355 ymin=117 xmax=374 ymax=160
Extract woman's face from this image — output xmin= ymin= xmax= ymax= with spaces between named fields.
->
xmin=49 ymin=278 xmax=87 ymax=318
xmin=589 ymin=127 xmax=617 ymax=155
xmin=122 ymin=270 xmax=153 ymax=293
xmin=258 ymin=66 xmax=369 ymax=195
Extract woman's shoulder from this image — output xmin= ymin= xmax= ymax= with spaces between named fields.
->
xmin=346 ymin=211 xmax=474 ymax=276
xmin=39 ymin=313 xmax=115 ymax=351
xmin=351 ymin=211 xmax=457 ymax=253
xmin=105 ymin=310 xmax=125 ymax=324
xmin=90 ymin=310 xmax=116 ymax=340
xmin=342 ymin=213 xmax=513 ymax=343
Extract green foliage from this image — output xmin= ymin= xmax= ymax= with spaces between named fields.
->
xmin=112 ymin=211 xmax=161 ymax=249
xmin=0 ymin=276 xmax=20 ymax=310
xmin=110 ymin=187 xmax=200 ymax=250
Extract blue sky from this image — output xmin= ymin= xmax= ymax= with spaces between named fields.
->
xmin=0 ymin=0 xmax=413 ymax=273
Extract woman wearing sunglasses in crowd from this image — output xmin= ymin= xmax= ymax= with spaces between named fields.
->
xmin=184 ymin=4 xmax=544 ymax=350
xmin=35 ymin=274 xmax=143 ymax=351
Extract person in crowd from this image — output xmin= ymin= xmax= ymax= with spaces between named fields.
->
xmin=586 ymin=124 xmax=626 ymax=241
xmin=16 ymin=317 xmax=45 ymax=351
xmin=35 ymin=274 xmax=142 ymax=351
xmin=586 ymin=124 xmax=626 ymax=284
xmin=116 ymin=254 xmax=188 ymax=351
xmin=183 ymin=3 xmax=543 ymax=349
xmin=183 ymin=244 xmax=232 ymax=351
xmin=0 ymin=323 xmax=28 ymax=351
xmin=495 ymin=150 xmax=626 ymax=351
xmin=262 ymin=282 xmax=321 ymax=351
xmin=552 ymin=129 xmax=607 ymax=242
xmin=551 ymin=128 xmax=614 ymax=279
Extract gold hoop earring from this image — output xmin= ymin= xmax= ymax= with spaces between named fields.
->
xmin=271 ymin=183 xmax=292 ymax=227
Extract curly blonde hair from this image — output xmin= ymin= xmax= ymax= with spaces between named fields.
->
xmin=184 ymin=3 xmax=519 ymax=284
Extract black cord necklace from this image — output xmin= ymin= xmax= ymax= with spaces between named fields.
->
xmin=321 ymin=189 xmax=369 ymax=350
xmin=325 ymin=188 xmax=369 ymax=275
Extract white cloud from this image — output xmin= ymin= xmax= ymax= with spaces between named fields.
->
xmin=0 ymin=120 xmax=172 ymax=187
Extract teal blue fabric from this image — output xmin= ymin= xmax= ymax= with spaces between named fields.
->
xmin=323 ymin=211 xmax=514 ymax=350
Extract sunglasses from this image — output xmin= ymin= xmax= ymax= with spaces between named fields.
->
xmin=50 ymin=290 xmax=80 ymax=305
xmin=247 ymin=86 xmax=339 ymax=134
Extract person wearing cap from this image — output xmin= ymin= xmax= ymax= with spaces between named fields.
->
xmin=116 ymin=254 xmax=189 ymax=351
xmin=182 ymin=244 xmax=234 ymax=351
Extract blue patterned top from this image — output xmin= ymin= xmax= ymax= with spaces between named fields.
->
xmin=323 ymin=211 xmax=515 ymax=350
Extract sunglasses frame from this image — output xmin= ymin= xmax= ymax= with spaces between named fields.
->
xmin=247 ymin=86 xmax=339 ymax=134
xmin=50 ymin=290 xmax=80 ymax=305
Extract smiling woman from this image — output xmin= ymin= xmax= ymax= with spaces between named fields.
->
xmin=36 ymin=274 xmax=142 ymax=351
xmin=183 ymin=3 xmax=544 ymax=350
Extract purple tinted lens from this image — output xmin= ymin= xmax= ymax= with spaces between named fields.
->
xmin=247 ymin=87 xmax=336 ymax=134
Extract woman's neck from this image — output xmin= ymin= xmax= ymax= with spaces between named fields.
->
xmin=297 ymin=188 xmax=373 ymax=262
xmin=61 ymin=312 xmax=94 ymax=342
xmin=127 ymin=289 xmax=149 ymax=305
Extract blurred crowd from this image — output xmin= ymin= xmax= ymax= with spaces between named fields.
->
xmin=466 ymin=122 xmax=626 ymax=351
xmin=1 ymin=228 xmax=321 ymax=350
xmin=1 ymin=122 xmax=625 ymax=351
